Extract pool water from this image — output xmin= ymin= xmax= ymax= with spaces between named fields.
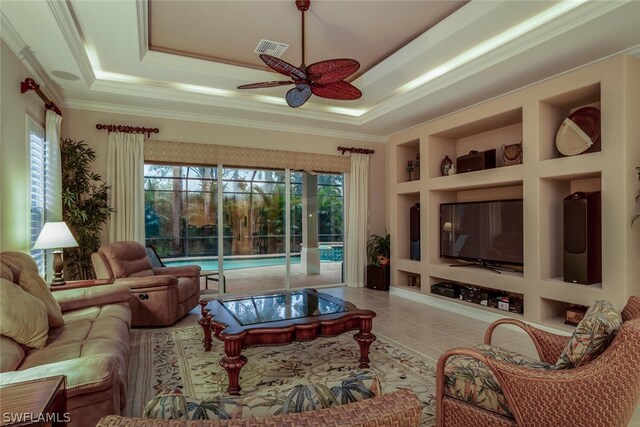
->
xmin=165 ymin=255 xmax=339 ymax=271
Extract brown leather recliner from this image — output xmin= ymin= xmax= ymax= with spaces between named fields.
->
xmin=91 ymin=241 xmax=201 ymax=327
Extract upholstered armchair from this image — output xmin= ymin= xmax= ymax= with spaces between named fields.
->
xmin=436 ymin=297 xmax=640 ymax=427
xmin=92 ymin=241 xmax=201 ymax=327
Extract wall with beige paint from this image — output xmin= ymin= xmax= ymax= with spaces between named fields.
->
xmin=60 ymin=108 xmax=389 ymax=242
xmin=0 ymin=40 xmax=47 ymax=252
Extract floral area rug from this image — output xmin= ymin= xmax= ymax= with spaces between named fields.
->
xmin=129 ymin=326 xmax=436 ymax=425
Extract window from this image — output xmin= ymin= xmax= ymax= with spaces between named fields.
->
xmin=144 ymin=165 xmax=219 ymax=258
xmin=29 ymin=118 xmax=47 ymax=275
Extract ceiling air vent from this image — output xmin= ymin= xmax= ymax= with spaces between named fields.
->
xmin=254 ymin=39 xmax=289 ymax=58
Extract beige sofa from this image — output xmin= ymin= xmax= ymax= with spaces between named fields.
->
xmin=0 ymin=252 xmax=132 ymax=427
xmin=92 ymin=241 xmax=200 ymax=327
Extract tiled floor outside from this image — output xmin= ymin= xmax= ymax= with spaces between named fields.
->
xmin=128 ymin=286 xmax=640 ymax=424
xmin=198 ymin=262 xmax=342 ymax=295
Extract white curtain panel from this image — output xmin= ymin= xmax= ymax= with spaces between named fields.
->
xmin=44 ymin=110 xmax=63 ymax=279
xmin=107 ymin=132 xmax=145 ymax=243
xmin=345 ymin=153 xmax=369 ymax=287
xmin=45 ymin=110 xmax=62 ymax=221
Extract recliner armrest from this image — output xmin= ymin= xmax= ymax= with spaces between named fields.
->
xmin=54 ymin=285 xmax=131 ymax=312
xmin=153 ymin=265 xmax=201 ymax=278
xmin=114 ymin=275 xmax=178 ymax=289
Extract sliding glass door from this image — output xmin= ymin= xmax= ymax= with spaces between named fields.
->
xmin=221 ymin=168 xmax=287 ymax=294
xmin=143 ymin=164 xmax=344 ymax=295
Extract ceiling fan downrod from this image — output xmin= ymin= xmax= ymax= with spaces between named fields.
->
xmin=296 ymin=0 xmax=310 ymax=69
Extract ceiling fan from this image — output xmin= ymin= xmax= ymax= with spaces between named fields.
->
xmin=237 ymin=0 xmax=362 ymax=108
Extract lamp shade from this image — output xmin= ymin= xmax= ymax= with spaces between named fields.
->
xmin=33 ymin=222 xmax=79 ymax=249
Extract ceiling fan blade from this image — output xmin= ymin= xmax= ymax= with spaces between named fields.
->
xmin=237 ymin=81 xmax=294 ymax=89
xmin=306 ymin=59 xmax=360 ymax=84
xmin=286 ymin=84 xmax=312 ymax=108
xmin=260 ymin=54 xmax=306 ymax=80
xmin=311 ymin=81 xmax=362 ymax=100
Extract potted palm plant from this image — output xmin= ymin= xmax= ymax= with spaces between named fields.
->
xmin=366 ymin=234 xmax=390 ymax=290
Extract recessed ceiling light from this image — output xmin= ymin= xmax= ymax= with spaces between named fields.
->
xmin=51 ymin=70 xmax=79 ymax=81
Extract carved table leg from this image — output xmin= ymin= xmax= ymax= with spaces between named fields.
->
xmin=220 ymin=338 xmax=247 ymax=395
xmin=198 ymin=309 xmax=213 ymax=352
xmin=354 ymin=316 xmax=376 ymax=368
xmin=199 ymin=300 xmax=208 ymax=317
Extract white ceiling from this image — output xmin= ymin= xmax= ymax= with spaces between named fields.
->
xmin=1 ymin=0 xmax=639 ymax=142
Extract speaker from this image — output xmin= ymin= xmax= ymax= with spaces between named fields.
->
xmin=410 ymin=203 xmax=420 ymax=260
xmin=563 ymin=191 xmax=601 ymax=285
xmin=456 ymin=149 xmax=497 ymax=174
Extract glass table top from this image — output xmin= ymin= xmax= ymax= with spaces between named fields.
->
xmin=218 ymin=290 xmax=347 ymax=326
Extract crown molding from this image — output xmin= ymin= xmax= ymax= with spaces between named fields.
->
xmin=359 ymin=0 xmax=631 ymax=125
xmin=46 ymin=0 xmax=95 ymax=86
xmin=0 ymin=10 xmax=63 ymax=104
xmin=136 ymin=0 xmax=148 ymax=61
xmin=627 ymin=44 xmax=640 ymax=58
xmin=62 ymin=98 xmax=388 ymax=143
xmin=88 ymin=77 xmax=365 ymax=124
xmin=356 ymin=0 xmax=502 ymax=89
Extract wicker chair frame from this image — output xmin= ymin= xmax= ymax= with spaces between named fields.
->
xmin=436 ymin=296 xmax=640 ymax=427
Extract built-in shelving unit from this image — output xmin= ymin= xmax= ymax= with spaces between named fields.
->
xmin=388 ymin=55 xmax=640 ymax=331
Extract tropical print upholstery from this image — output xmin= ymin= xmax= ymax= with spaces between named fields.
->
xmin=143 ymin=370 xmax=380 ymax=421
xmin=555 ymin=299 xmax=622 ymax=369
xmin=444 ymin=344 xmax=554 ymax=418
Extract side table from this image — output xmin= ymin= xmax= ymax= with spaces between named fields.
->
xmin=0 ymin=376 xmax=67 ymax=426
xmin=49 ymin=279 xmax=113 ymax=291
xmin=200 ymin=271 xmax=224 ymax=292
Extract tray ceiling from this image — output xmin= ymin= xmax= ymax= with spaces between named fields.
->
xmin=1 ymin=0 xmax=639 ymax=141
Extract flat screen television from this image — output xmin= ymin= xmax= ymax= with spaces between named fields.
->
xmin=440 ymin=199 xmax=523 ymax=267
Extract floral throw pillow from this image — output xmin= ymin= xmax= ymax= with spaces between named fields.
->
xmin=555 ymin=300 xmax=622 ymax=369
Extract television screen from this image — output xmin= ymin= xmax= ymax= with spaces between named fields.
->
xmin=440 ymin=199 xmax=523 ymax=266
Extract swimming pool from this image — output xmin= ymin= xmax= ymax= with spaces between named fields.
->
xmin=165 ymin=254 xmax=339 ymax=271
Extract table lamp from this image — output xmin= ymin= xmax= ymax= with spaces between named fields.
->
xmin=32 ymin=221 xmax=79 ymax=285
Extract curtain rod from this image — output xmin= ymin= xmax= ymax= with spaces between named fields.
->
xmin=20 ymin=78 xmax=62 ymax=116
xmin=337 ymin=146 xmax=375 ymax=155
xmin=96 ymin=124 xmax=159 ymax=138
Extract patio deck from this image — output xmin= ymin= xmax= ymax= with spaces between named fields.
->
xmin=199 ymin=261 xmax=343 ymax=295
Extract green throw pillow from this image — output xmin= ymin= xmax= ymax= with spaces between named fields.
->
xmin=555 ymin=300 xmax=622 ymax=369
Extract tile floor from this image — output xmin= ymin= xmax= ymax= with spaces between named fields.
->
xmin=198 ymin=262 xmax=342 ymax=294
xmin=129 ymin=285 xmax=640 ymax=424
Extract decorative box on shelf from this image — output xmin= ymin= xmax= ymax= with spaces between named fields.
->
xmin=565 ymin=305 xmax=588 ymax=326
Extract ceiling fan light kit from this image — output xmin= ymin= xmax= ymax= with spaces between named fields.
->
xmin=237 ymin=0 xmax=362 ymax=108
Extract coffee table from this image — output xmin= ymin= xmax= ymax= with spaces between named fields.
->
xmin=198 ymin=289 xmax=376 ymax=395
